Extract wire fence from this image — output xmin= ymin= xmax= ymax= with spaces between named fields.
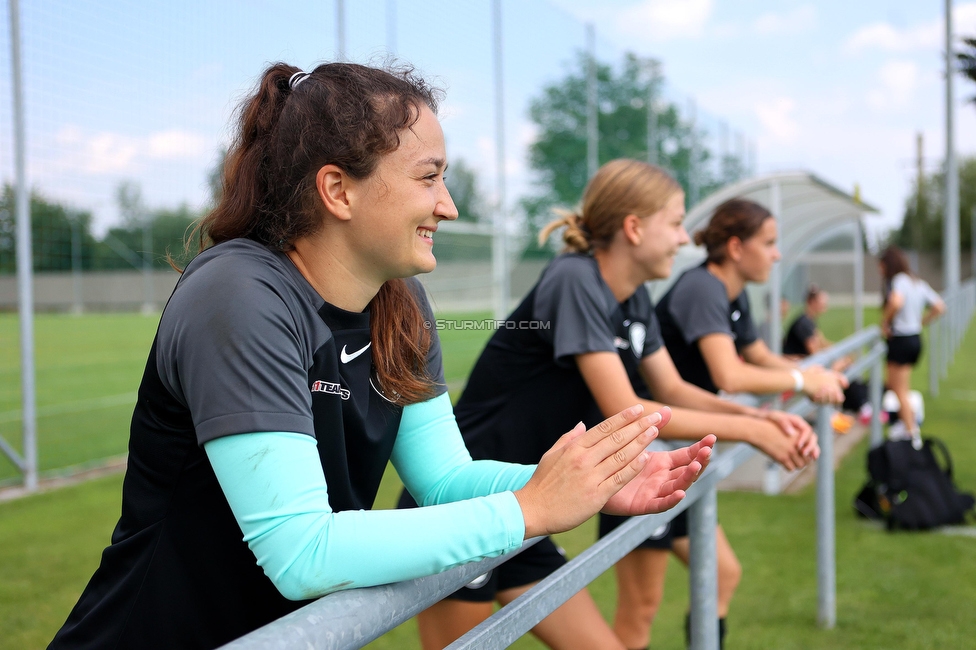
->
xmin=0 ymin=0 xmax=758 ymax=487
xmin=0 ymin=0 xmax=755 ymax=302
xmin=929 ymin=277 xmax=976 ymax=396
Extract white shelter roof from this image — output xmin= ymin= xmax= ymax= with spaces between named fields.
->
xmin=685 ymin=170 xmax=878 ymax=262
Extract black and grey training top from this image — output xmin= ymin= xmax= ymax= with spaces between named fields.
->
xmin=49 ymin=239 xmax=444 ymax=650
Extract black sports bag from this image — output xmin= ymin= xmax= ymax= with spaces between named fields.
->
xmin=853 ymin=437 xmax=975 ymax=530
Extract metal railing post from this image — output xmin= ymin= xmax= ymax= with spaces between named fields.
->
xmin=959 ymin=287 xmax=964 ymax=346
xmin=929 ymin=319 xmax=940 ymax=397
xmin=947 ymin=289 xmax=955 ymax=353
xmin=942 ymin=305 xmax=950 ymax=379
xmin=949 ymin=291 xmax=962 ymax=350
xmin=957 ymin=287 xmax=965 ymax=348
xmin=688 ymin=488 xmax=719 ymax=649
xmin=9 ymin=0 xmax=37 ymax=493
xmin=815 ymin=404 xmax=836 ymax=629
xmin=869 ymin=353 xmax=884 ymax=448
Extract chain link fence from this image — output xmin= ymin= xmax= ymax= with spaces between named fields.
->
xmin=0 ymin=0 xmax=753 ymax=486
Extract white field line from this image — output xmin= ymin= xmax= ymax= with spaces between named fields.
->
xmin=0 ymin=455 xmax=128 ymax=502
xmin=860 ymin=521 xmax=976 ymax=538
xmin=0 ymin=393 xmax=137 ymax=424
xmin=938 ymin=526 xmax=976 ymax=538
xmin=948 ymin=389 xmax=976 ymax=402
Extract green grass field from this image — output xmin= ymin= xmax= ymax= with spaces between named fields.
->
xmin=2 ymin=307 xmax=975 ymax=649
xmin=0 ymin=312 xmax=495 ymax=484
xmin=0 ymin=313 xmax=158 ymax=483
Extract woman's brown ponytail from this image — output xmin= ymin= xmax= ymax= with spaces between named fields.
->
xmin=695 ymin=199 xmax=772 ymax=264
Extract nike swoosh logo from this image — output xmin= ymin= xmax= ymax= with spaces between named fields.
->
xmin=340 ymin=342 xmax=371 ymax=364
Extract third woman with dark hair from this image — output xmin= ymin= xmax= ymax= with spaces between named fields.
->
xmin=658 ymin=199 xmax=848 ymax=402
xmin=655 ymin=197 xmax=848 ymax=646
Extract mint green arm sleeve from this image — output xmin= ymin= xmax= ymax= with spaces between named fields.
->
xmin=204 ymin=429 xmax=526 ymax=601
xmin=392 ymin=391 xmax=536 ymax=505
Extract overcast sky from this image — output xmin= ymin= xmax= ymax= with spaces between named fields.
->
xmin=3 ymin=0 xmax=972 ymax=245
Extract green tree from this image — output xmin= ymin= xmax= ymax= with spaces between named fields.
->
xmin=522 ymin=51 xmax=731 ymax=255
xmin=446 ymin=158 xmax=488 ymax=223
xmin=94 ymin=206 xmax=199 ymax=270
xmin=0 ymin=186 xmax=97 ymax=273
xmin=206 ymin=146 xmax=227 ymax=209
xmin=0 ymin=181 xmax=203 ymax=275
xmin=116 ymin=181 xmax=145 ymax=227
xmin=428 ymin=158 xmax=492 ymax=261
xmin=91 ymin=181 xmax=200 ymax=270
xmin=956 ymin=36 xmax=976 ymax=105
xmin=896 ymin=156 xmax=975 ymax=253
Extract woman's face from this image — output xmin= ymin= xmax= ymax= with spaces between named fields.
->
xmin=809 ymin=291 xmax=829 ymax=316
xmin=635 ymin=191 xmax=689 ymax=281
xmin=347 ymin=106 xmax=458 ymax=282
xmin=736 ymin=217 xmax=781 ymax=283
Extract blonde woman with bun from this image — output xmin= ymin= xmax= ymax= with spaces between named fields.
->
xmin=401 ymin=159 xmax=816 ymax=650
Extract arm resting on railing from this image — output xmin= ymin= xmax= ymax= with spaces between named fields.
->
xmin=392 ymin=392 xmax=535 ymax=506
xmin=205 ymin=393 xmax=534 ymax=602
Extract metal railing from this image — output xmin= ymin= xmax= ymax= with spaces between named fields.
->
xmin=223 ymin=327 xmax=887 ymax=650
xmin=929 ymin=278 xmax=976 ymax=396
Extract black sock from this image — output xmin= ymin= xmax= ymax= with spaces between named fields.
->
xmin=684 ymin=614 xmax=727 ymax=649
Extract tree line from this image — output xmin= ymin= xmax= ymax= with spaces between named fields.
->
xmin=893 ymin=38 xmax=976 ymax=254
xmin=0 ymin=183 xmax=201 ymax=274
xmin=895 ymin=156 xmax=976 ymax=253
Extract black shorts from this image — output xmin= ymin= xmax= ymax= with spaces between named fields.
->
xmin=597 ymin=510 xmax=688 ymax=550
xmin=396 ymin=489 xmax=568 ymax=602
xmin=887 ymin=334 xmax=922 ymax=366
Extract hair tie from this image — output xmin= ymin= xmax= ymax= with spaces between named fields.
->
xmin=288 ymin=71 xmax=311 ymax=90
xmin=573 ymin=214 xmax=590 ymax=237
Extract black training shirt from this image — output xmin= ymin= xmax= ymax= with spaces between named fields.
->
xmin=783 ymin=313 xmax=816 ymax=356
xmin=656 ymin=263 xmax=758 ymax=393
xmin=456 ymin=253 xmax=662 ymax=465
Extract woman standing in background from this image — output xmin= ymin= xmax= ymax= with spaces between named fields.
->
xmin=878 ymin=245 xmax=945 ymax=442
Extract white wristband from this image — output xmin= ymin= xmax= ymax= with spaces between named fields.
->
xmin=790 ymin=369 xmax=804 ymax=392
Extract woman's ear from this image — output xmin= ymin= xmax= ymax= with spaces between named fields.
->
xmin=726 ymin=235 xmax=743 ymax=262
xmin=315 ymin=165 xmax=354 ymax=222
xmin=621 ymin=214 xmax=643 ymax=245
